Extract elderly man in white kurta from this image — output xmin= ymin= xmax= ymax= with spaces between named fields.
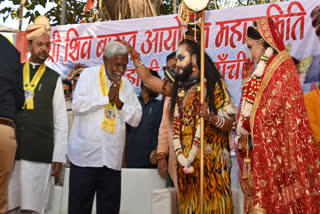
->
xmin=7 ymin=16 xmax=68 ymax=214
xmin=67 ymin=41 xmax=142 ymax=214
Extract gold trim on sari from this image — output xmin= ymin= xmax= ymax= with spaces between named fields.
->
xmin=250 ymin=50 xmax=291 ymax=146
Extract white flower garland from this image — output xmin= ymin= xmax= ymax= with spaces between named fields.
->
xmin=236 ymin=47 xmax=274 ymax=137
xmin=173 ymin=104 xmax=201 ymax=174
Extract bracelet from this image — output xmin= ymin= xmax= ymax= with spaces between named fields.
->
xmin=135 ymin=61 xmax=144 ymax=69
xmin=156 ymin=152 xmax=167 ymax=160
xmin=208 ymin=112 xmax=215 ymax=125
xmin=216 ymin=116 xmax=222 ymax=127
xmin=209 ymin=113 xmax=225 ymax=129
xmin=216 ymin=115 xmax=221 ymax=127
xmin=131 ymin=50 xmax=140 ymax=60
xmin=215 ymin=116 xmax=225 ymax=128
xmin=218 ymin=117 xmax=225 ymax=128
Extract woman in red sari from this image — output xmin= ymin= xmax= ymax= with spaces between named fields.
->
xmin=235 ymin=16 xmax=320 ymax=213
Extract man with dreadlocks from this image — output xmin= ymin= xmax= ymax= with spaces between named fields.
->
xmin=122 ymin=38 xmax=235 ymax=213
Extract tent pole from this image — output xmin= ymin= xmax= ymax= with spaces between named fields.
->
xmin=61 ymin=0 xmax=67 ymax=25
xmin=200 ymin=9 xmax=206 ymax=214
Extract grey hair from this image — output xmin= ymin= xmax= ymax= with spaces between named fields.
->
xmin=103 ymin=41 xmax=128 ymax=59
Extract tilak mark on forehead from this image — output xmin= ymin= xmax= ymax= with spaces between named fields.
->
xmin=176 ymin=48 xmax=181 ymax=55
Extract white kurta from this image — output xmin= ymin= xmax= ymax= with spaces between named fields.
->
xmin=65 ymin=98 xmax=74 ymax=136
xmin=8 ymin=69 xmax=68 ymax=214
xmin=68 ymin=66 xmax=142 ymax=170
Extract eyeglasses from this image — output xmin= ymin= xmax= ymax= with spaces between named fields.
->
xmin=64 ymin=89 xmax=72 ymax=95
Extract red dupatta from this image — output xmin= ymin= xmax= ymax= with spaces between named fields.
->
xmin=237 ymin=17 xmax=320 ymax=213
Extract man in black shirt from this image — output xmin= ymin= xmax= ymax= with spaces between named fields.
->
xmin=126 ymin=70 xmax=163 ymax=168
xmin=0 ymin=34 xmax=24 ymax=214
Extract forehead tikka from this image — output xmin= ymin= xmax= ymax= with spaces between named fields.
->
xmin=246 ymin=24 xmax=264 ymax=44
xmin=251 ymin=24 xmax=259 ymax=31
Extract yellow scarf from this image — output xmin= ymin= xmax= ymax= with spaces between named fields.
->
xmin=99 ymin=65 xmax=122 ymax=132
xmin=23 ymin=61 xmax=46 ymax=109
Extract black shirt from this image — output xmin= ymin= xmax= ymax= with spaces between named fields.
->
xmin=0 ymin=35 xmax=24 ymax=122
xmin=126 ymin=96 xmax=163 ymax=168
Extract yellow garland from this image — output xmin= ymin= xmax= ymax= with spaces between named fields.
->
xmin=23 ymin=61 xmax=46 ymax=109
xmin=98 ymin=65 xmax=122 ymax=132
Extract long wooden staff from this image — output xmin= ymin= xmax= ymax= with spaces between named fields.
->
xmin=200 ymin=9 xmax=206 ymax=214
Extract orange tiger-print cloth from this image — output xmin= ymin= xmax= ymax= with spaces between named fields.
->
xmin=176 ymin=83 xmax=234 ymax=214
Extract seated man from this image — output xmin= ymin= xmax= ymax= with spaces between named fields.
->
xmin=126 ymin=69 xmax=163 ymax=168
xmin=67 ymin=40 xmax=142 ymax=214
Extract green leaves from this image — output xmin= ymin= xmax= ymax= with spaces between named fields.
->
xmin=1 ymin=0 xmax=88 ymax=26
xmin=12 ymin=0 xmax=21 ymax=4
xmin=160 ymin=0 xmax=182 ymax=15
xmin=1 ymin=0 xmax=289 ymax=28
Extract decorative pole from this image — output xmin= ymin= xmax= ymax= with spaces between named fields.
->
xmin=177 ymin=1 xmax=209 ymax=213
xmin=98 ymin=0 xmax=107 ymax=21
xmin=19 ymin=0 xmax=26 ymax=30
xmin=199 ymin=9 xmax=205 ymax=214
xmin=61 ymin=0 xmax=67 ymax=25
